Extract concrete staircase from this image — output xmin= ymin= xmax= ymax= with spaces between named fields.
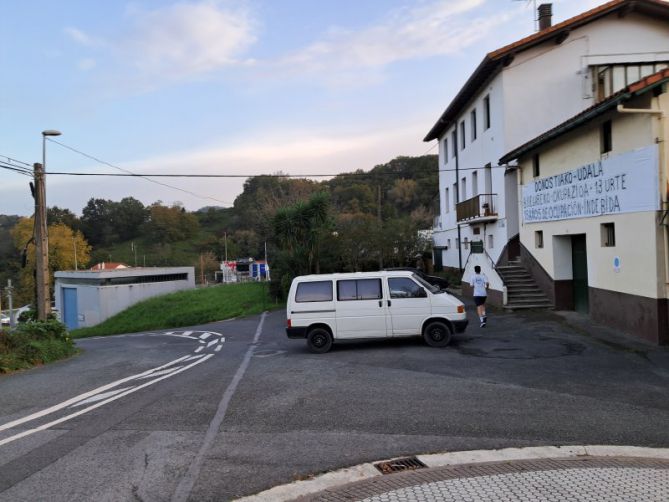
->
xmin=496 ymin=260 xmax=553 ymax=310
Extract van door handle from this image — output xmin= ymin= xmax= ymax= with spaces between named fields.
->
xmin=378 ymin=300 xmax=383 ymax=307
xmin=387 ymin=300 xmax=392 ymax=307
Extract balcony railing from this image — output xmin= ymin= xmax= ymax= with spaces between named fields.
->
xmin=456 ymin=193 xmax=498 ymax=223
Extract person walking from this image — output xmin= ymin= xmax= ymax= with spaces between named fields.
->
xmin=470 ymin=265 xmax=489 ymax=327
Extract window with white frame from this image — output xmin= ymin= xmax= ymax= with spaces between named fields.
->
xmin=443 ymin=137 xmax=448 ymax=164
xmin=483 ymin=94 xmax=491 ymax=130
xmin=444 ymin=187 xmax=450 ymax=213
xmin=471 ymin=109 xmax=477 ymax=141
xmin=472 ymin=171 xmax=478 ymax=197
xmin=460 ymin=121 xmax=466 ymax=150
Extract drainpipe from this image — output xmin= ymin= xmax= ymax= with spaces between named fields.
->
xmin=454 ymin=128 xmax=463 ymax=273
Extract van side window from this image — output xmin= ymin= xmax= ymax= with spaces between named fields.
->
xmin=388 ymin=278 xmax=425 ymax=298
xmin=295 ymin=281 xmax=333 ymax=302
xmin=337 ymin=279 xmax=382 ymax=301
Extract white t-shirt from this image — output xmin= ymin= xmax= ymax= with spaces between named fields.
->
xmin=470 ymin=273 xmax=488 ymax=297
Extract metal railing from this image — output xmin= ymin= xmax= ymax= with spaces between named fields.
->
xmin=456 ymin=193 xmax=497 ymax=222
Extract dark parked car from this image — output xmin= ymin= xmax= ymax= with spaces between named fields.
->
xmin=383 ymin=267 xmax=449 ymax=290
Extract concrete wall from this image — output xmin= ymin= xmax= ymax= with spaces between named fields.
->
xmin=55 ymin=267 xmax=195 ymax=328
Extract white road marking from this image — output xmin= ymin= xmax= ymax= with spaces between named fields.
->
xmin=194 ymin=346 xmax=204 ymax=353
xmin=199 ymin=332 xmax=212 ymax=340
xmin=0 ymin=355 xmax=214 ymax=447
xmin=206 ymin=340 xmax=218 ymax=348
xmin=182 ymin=331 xmax=193 ymax=337
xmin=215 ymin=345 xmax=223 ymax=352
xmin=70 ymin=387 xmax=135 ymax=407
xmin=0 ymin=354 xmax=191 ymax=434
xmin=162 ymin=333 xmax=200 ymax=340
xmin=184 ymin=355 xmax=205 ymax=361
xmin=136 ymin=367 xmax=183 ymax=380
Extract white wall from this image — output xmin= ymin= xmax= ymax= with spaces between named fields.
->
xmin=55 ymin=267 xmax=195 ymax=328
xmin=516 ymin=102 xmax=667 ymax=300
xmin=433 ymin=9 xmax=669 ymax=271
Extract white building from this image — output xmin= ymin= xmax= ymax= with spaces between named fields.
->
xmin=499 ymin=69 xmax=669 ymax=344
xmin=54 ymin=267 xmax=195 ymax=330
xmin=424 ymin=0 xmax=669 ymax=305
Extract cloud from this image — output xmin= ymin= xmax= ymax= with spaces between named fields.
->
xmin=120 ymin=1 xmax=257 ymax=82
xmin=64 ymin=27 xmax=102 ymax=48
xmin=77 ymin=58 xmax=97 ymax=71
xmin=275 ymin=0 xmax=508 ymax=79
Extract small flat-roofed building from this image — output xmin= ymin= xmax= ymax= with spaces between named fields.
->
xmin=54 ymin=267 xmax=195 ymax=330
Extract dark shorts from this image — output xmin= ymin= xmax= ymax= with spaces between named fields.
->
xmin=474 ymin=296 xmax=487 ymax=306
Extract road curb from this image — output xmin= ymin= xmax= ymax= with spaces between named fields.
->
xmin=234 ymin=445 xmax=669 ymax=501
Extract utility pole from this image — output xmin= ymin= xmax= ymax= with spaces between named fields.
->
xmin=6 ymin=280 xmax=14 ymax=328
xmin=377 ymin=184 xmax=383 ymax=269
xmin=33 ymin=162 xmax=50 ymax=320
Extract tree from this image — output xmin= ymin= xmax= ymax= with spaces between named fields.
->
xmin=145 ymin=203 xmax=199 ymax=243
xmin=113 ymin=197 xmax=148 ymax=241
xmin=11 ymin=218 xmax=91 ymax=305
xmin=47 ymin=206 xmax=80 ymax=230
xmin=80 ymin=198 xmax=117 ymax=246
xmin=334 ymin=213 xmax=378 ymax=271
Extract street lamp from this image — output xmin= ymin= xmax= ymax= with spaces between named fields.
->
xmin=35 ymin=129 xmax=61 ymax=320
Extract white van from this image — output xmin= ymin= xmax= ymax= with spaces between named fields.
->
xmin=286 ymin=270 xmax=468 ymax=353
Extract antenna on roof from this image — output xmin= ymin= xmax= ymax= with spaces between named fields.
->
xmin=512 ymin=0 xmax=538 ymax=32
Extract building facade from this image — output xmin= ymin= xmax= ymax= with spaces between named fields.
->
xmin=500 ymin=70 xmax=669 ymax=344
xmin=424 ymin=0 xmax=669 ymax=305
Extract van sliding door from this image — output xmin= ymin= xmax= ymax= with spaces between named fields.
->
xmin=335 ymin=278 xmax=389 ymax=339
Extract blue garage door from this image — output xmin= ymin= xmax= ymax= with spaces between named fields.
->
xmin=62 ymin=288 xmax=78 ymax=330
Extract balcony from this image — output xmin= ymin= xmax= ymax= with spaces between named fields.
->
xmin=456 ymin=193 xmax=498 ymax=223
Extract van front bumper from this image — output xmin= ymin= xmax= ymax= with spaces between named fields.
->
xmin=452 ymin=319 xmax=468 ymax=333
xmin=286 ymin=327 xmax=308 ymax=339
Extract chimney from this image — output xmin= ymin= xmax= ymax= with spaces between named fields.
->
xmin=538 ymin=3 xmax=553 ymax=31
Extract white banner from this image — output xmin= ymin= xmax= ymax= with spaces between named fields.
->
xmin=522 ymin=145 xmax=660 ymax=223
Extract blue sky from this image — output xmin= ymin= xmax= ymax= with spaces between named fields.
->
xmin=1 ymin=0 xmax=602 ymax=216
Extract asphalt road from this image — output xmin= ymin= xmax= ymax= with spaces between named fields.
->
xmin=1 ymin=306 xmax=669 ymax=501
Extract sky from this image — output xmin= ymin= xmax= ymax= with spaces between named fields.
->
xmin=0 ymin=0 xmax=604 ymax=216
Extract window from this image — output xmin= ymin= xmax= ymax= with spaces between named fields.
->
xmin=296 ymin=281 xmax=333 ymax=302
xmin=601 ymin=120 xmax=612 ymax=154
xmin=471 ymin=109 xmax=477 ymax=141
xmin=456 ymin=238 xmax=460 ymax=249
xmin=460 ymin=121 xmax=466 ymax=150
xmin=444 ymin=187 xmax=450 ymax=213
xmin=461 ymin=177 xmax=467 ymax=201
xmin=473 ymin=226 xmax=480 ymax=235
xmin=337 ymin=279 xmax=382 ymax=301
xmin=451 ymin=131 xmax=457 ymax=158
xmin=453 ymin=183 xmax=458 ymax=205
xmin=601 ymin=223 xmax=615 ymax=247
xmin=535 ymin=231 xmax=544 ymax=248
xmin=388 ymin=278 xmax=425 ymax=299
xmin=447 ymin=238 xmax=451 ymax=249
xmin=472 ymin=171 xmax=478 ymax=197
xmin=533 ymin=154 xmax=540 ymax=178
xmin=443 ymin=138 xmax=448 ymax=164
xmin=483 ymin=95 xmax=491 ymax=130
xmin=488 ymin=234 xmax=494 ymax=249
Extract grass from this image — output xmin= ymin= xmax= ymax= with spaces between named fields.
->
xmin=71 ymin=281 xmax=283 ymax=338
xmin=1 ymin=320 xmax=78 ymax=374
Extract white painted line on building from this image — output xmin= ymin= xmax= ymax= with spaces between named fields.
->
xmin=0 ymin=354 xmax=191 ymax=434
xmin=0 ymin=355 xmax=213 ymax=447
xmin=214 ymin=345 xmax=223 ymax=352
xmin=194 ymin=346 xmax=204 ymax=353
xmin=70 ymin=387 xmax=135 ymax=407
xmin=199 ymin=332 xmax=212 ymax=340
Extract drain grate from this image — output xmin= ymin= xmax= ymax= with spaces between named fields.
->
xmin=374 ymin=456 xmax=427 ymax=474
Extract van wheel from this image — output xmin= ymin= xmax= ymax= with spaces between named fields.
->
xmin=307 ymin=328 xmax=333 ymax=354
xmin=423 ymin=321 xmax=452 ymax=347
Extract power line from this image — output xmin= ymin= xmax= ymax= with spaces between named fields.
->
xmin=46 ymin=138 xmax=234 ymax=206
xmin=0 ymin=163 xmax=33 ymax=177
xmin=0 ymin=154 xmax=32 ymax=168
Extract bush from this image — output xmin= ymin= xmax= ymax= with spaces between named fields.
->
xmin=0 ymin=319 xmax=76 ymax=373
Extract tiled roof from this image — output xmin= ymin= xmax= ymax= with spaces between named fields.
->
xmin=499 ymin=68 xmax=669 ymax=163
xmin=89 ymin=262 xmax=130 ymax=270
xmin=424 ymin=0 xmax=669 ymax=141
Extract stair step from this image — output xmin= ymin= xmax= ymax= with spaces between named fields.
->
xmin=508 ymin=292 xmax=548 ymax=298
xmin=504 ymin=303 xmax=554 ymax=310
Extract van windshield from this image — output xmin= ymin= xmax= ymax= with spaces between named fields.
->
xmin=412 ymin=274 xmax=441 ymax=294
